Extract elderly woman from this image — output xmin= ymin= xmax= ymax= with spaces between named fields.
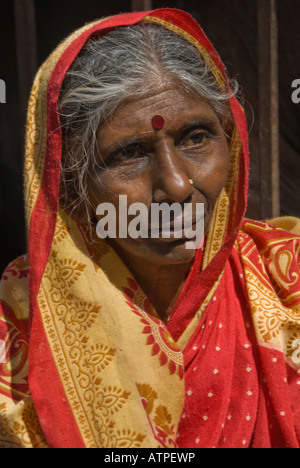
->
xmin=0 ymin=8 xmax=299 ymax=449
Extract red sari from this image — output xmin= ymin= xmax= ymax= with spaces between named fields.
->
xmin=0 ymin=8 xmax=299 ymax=448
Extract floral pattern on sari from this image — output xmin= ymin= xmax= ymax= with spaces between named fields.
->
xmin=123 ymin=278 xmax=184 ymax=380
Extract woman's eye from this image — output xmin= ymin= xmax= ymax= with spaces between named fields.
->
xmin=182 ymin=131 xmax=209 ymax=147
xmin=111 ymin=144 xmax=146 ymax=164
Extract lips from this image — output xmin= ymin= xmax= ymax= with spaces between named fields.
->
xmin=150 ymin=217 xmax=204 ymax=242
xmin=149 ymin=210 xmax=199 ymax=232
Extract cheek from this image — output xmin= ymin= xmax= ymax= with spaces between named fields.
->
xmin=193 ymin=147 xmax=230 ymax=201
xmin=88 ymin=171 xmax=151 ymax=214
xmin=214 ymin=150 xmax=231 ymax=193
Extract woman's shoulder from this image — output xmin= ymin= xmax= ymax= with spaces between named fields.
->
xmin=0 ymin=254 xmax=30 ymax=322
xmin=0 ymin=254 xmax=30 ymax=398
xmin=0 ymin=255 xmax=45 ymax=448
xmin=240 ymin=216 xmax=300 ymax=245
xmin=0 ymin=254 xmax=30 ymax=390
xmin=265 ymin=216 xmax=300 ymax=236
xmin=238 ymin=216 xmax=300 ymax=312
xmin=239 ymin=216 xmax=300 ymax=272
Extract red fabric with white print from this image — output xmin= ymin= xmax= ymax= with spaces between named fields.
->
xmin=170 ymin=226 xmax=300 ymax=448
xmin=175 ymin=253 xmax=260 ymax=448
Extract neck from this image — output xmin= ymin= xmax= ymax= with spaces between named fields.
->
xmin=120 ymin=254 xmax=193 ymax=323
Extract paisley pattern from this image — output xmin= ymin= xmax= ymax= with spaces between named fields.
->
xmin=0 ymin=300 xmax=29 ymax=400
xmin=238 ymin=220 xmax=300 ymax=364
xmin=0 ymin=261 xmax=46 ymax=448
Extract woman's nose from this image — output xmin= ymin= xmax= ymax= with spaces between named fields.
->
xmin=152 ymin=142 xmax=193 ymax=203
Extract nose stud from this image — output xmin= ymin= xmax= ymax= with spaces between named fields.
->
xmin=151 ymin=115 xmax=165 ymax=130
xmin=188 ymin=179 xmax=194 ymax=185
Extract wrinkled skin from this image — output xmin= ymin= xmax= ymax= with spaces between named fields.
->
xmin=88 ymin=83 xmax=231 ymax=321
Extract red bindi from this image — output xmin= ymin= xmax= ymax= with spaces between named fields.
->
xmin=151 ymin=115 xmax=165 ymax=130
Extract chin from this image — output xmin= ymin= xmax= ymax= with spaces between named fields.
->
xmin=111 ymin=236 xmax=199 ymax=267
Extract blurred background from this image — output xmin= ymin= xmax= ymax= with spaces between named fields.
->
xmin=0 ymin=0 xmax=299 ymax=274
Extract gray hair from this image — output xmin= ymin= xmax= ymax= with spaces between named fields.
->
xmin=58 ymin=23 xmax=238 ymax=224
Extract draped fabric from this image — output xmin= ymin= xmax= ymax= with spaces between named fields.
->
xmin=0 ymin=8 xmax=299 ymax=448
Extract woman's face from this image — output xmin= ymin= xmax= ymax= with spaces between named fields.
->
xmin=88 ymin=83 xmax=231 ymax=266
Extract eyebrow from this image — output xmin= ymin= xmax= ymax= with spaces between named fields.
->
xmin=177 ymin=117 xmax=220 ymax=136
xmin=105 ymin=135 xmax=143 ymax=157
xmin=104 ymin=115 xmax=220 ymax=155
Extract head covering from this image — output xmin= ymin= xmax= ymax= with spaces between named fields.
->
xmin=0 ymin=8 xmax=299 ymax=448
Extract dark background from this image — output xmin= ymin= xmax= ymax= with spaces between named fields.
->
xmin=0 ymin=0 xmax=299 ymax=275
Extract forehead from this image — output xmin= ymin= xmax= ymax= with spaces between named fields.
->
xmin=97 ymin=85 xmax=220 ymax=144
